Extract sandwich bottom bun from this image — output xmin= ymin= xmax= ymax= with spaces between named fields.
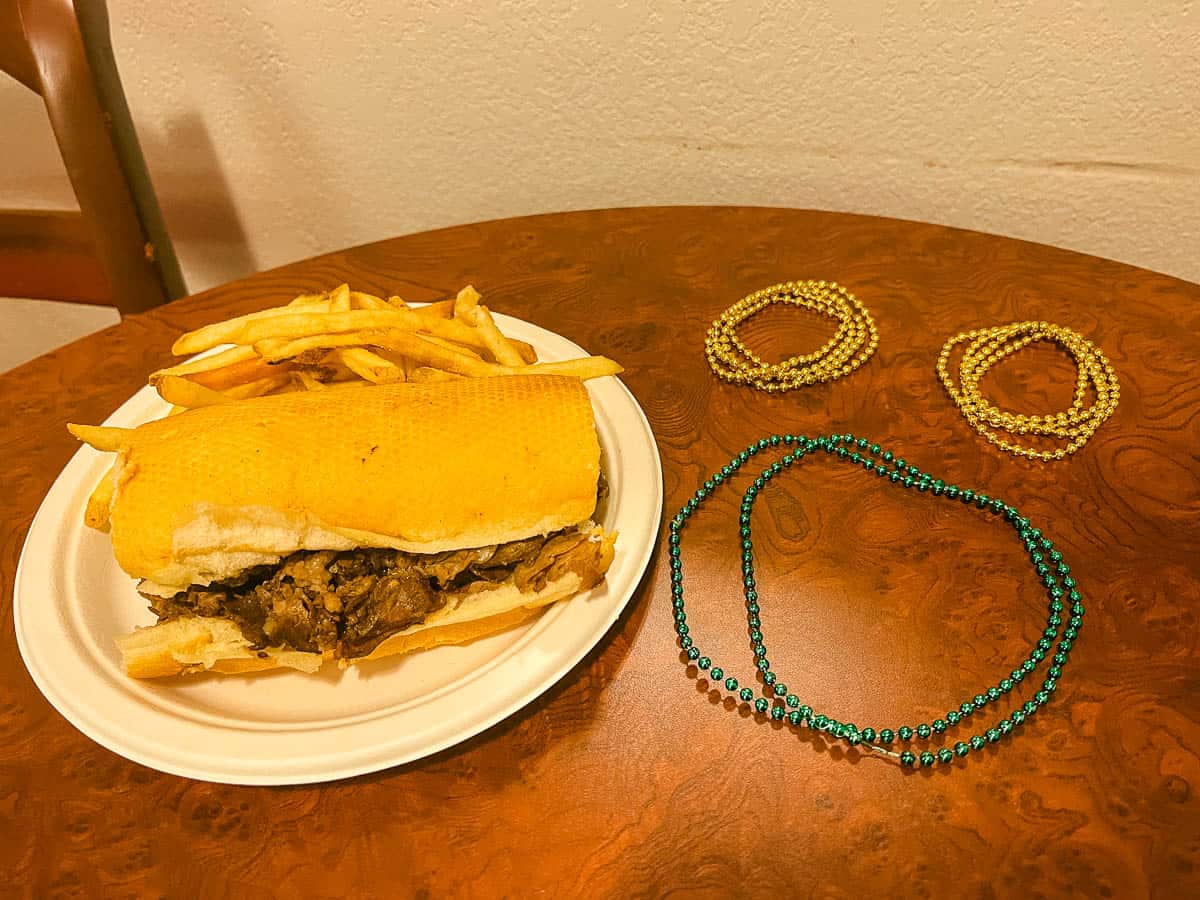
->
xmin=116 ymin=530 xmax=616 ymax=678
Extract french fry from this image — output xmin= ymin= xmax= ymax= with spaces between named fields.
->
xmin=450 ymin=286 xmax=525 ymax=367
xmin=453 ymin=284 xmax=481 ymax=318
xmin=184 ymin=357 xmax=285 ymax=391
xmin=410 ymin=356 xmax=620 ymax=381
xmin=412 ymin=298 xmax=455 ymax=318
xmin=511 ymin=338 xmax=537 ymax=365
xmin=337 ymin=348 xmax=405 ymax=383
xmin=173 ymin=301 xmax=333 ymax=355
xmin=387 ymin=295 xmax=410 ymax=309
xmin=257 ymin=330 xmax=493 ymax=375
xmin=222 ymin=374 xmax=293 ymax=399
xmin=410 ymin=329 xmax=532 ymax=363
xmin=233 ymin=310 xmax=491 ymax=353
xmin=156 ymin=375 xmax=236 ymax=408
xmin=368 ymin=333 xmax=503 ymax=376
xmin=68 ymin=424 xmax=130 ymax=451
xmin=288 ymin=291 xmax=328 ymax=307
xmin=473 ymin=305 xmax=527 ymax=367
xmin=84 ymin=467 xmax=114 ymax=532
xmin=408 ymin=367 xmax=464 ymax=383
xmin=255 ymin=332 xmax=366 ymax=362
xmin=151 ymin=345 xmax=258 ymax=380
xmin=520 ymin=356 xmax=624 ymax=380
xmin=328 ymin=283 xmax=352 ymax=312
xmin=417 ymin=334 xmax=485 ymax=360
xmin=294 ymin=370 xmax=327 ymax=391
xmin=351 ymin=291 xmax=393 ymax=311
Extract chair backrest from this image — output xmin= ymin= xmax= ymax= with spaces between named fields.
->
xmin=0 ymin=0 xmax=185 ymax=314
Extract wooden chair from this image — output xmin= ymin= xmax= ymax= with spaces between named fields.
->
xmin=0 ymin=0 xmax=185 ymax=314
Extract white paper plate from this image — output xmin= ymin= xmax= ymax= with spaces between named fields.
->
xmin=15 ymin=314 xmax=661 ymax=785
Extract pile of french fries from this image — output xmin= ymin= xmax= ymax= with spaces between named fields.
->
xmin=149 ymin=284 xmax=622 ymax=412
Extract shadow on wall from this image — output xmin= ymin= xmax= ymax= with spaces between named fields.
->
xmin=137 ymin=111 xmax=257 ymax=292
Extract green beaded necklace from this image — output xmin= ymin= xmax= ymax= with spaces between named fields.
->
xmin=668 ymin=433 xmax=1082 ymax=769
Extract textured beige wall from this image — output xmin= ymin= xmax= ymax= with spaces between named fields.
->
xmin=3 ymin=1 xmax=1198 ymax=293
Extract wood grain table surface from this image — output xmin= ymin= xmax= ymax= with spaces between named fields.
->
xmin=2 ymin=207 xmax=1198 ymax=899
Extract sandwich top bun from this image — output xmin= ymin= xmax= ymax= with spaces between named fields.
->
xmin=104 ymin=375 xmax=602 ymax=591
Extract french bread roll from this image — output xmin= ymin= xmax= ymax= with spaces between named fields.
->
xmin=104 ymin=374 xmax=601 ymax=590
xmin=71 ymin=375 xmax=618 ymax=677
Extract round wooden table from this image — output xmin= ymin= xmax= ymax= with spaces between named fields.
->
xmin=3 ymin=207 xmax=1198 ymax=897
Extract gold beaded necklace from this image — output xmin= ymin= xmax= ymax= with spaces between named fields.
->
xmin=936 ymin=321 xmax=1119 ymax=461
xmin=704 ymin=280 xmax=879 ymax=393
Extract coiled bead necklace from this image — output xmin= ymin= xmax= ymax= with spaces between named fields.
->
xmin=704 ymin=281 xmax=879 ymax=392
xmin=668 ymin=433 xmax=1081 ymax=768
xmin=936 ymin=321 xmax=1119 ymax=461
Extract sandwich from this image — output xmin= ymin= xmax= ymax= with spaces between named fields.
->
xmin=69 ymin=374 xmax=616 ymax=678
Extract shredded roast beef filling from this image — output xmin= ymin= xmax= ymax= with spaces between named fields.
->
xmin=146 ymin=526 xmax=598 ymax=658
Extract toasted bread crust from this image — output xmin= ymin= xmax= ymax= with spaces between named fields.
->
xmin=103 ymin=376 xmax=601 ymax=589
